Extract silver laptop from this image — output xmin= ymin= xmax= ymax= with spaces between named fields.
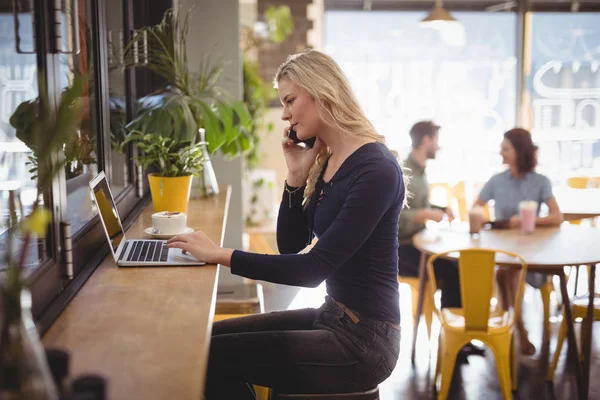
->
xmin=89 ymin=171 xmax=205 ymax=267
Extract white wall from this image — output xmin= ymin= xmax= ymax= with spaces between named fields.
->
xmin=177 ymin=0 xmax=243 ymax=285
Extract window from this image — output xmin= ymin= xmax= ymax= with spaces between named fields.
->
xmin=0 ymin=3 xmax=46 ymax=274
xmin=105 ymin=0 xmax=131 ymax=198
xmin=525 ymin=13 xmax=600 ymax=184
xmin=324 ymin=11 xmax=518 ymax=186
xmin=0 ymin=0 xmax=147 ymax=325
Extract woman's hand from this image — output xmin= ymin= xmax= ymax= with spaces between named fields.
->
xmin=282 ymin=126 xmax=324 ymax=187
xmin=509 ymin=215 xmax=521 ymax=228
xmin=166 ymin=231 xmax=233 ymax=265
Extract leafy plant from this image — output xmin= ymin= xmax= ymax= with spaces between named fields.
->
xmin=242 ymin=58 xmax=276 ymax=169
xmin=123 ymin=8 xmax=252 ymax=157
xmin=9 ymin=76 xmax=87 ymax=185
xmin=10 ymin=71 xmax=96 ymax=180
xmin=120 ymin=131 xmax=206 ymax=177
xmin=1 ymin=72 xmax=85 ymax=347
xmin=241 ymin=5 xmax=293 ymax=169
xmin=264 ymin=5 xmax=294 ymax=43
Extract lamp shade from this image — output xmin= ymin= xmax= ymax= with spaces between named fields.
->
xmin=421 ymin=6 xmax=458 ymax=24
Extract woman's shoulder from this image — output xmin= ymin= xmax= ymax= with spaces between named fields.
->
xmin=530 ymin=171 xmax=550 ymax=180
xmin=529 ymin=171 xmax=552 ymax=186
xmin=486 ymin=170 xmax=510 ymax=185
xmin=348 ymin=145 xmax=403 ymax=192
xmin=361 ymin=143 xmax=402 ymax=174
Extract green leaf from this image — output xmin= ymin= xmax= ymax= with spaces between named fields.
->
xmin=197 ymin=101 xmax=225 ymax=152
xmin=264 ymin=5 xmax=294 ymax=44
xmin=232 ymin=100 xmax=252 ymax=130
xmin=219 ymin=140 xmax=239 ymax=159
xmin=216 ymin=101 xmax=234 ymax=136
xmin=237 ymin=131 xmax=252 ymax=152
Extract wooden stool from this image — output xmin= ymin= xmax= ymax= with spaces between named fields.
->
xmin=271 ymin=387 xmax=379 ymax=399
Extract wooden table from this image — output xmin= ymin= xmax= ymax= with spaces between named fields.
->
xmin=43 ymin=186 xmax=231 ymax=400
xmin=554 ymin=187 xmax=600 ymax=222
xmin=411 ymin=225 xmax=600 ymax=399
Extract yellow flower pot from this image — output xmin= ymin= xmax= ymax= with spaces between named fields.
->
xmin=148 ymin=173 xmax=193 ymax=213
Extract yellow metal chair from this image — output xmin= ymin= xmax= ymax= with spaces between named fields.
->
xmin=428 ymin=249 xmax=528 ymax=400
xmin=567 ymin=177 xmax=590 ymax=225
xmin=451 ymin=181 xmax=491 ymax=223
xmin=567 ymin=176 xmax=590 ymax=189
xmin=450 ymin=181 xmax=468 ymax=221
xmin=548 ymin=294 xmax=600 ymax=381
xmin=398 ymin=276 xmax=434 ymax=339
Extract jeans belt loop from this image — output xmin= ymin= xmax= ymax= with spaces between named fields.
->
xmin=334 ymin=300 xmax=360 ymax=324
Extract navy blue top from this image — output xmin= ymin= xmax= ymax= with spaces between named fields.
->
xmin=231 ymin=142 xmax=404 ymax=323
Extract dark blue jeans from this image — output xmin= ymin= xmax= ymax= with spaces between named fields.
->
xmin=205 ymin=296 xmax=400 ymax=399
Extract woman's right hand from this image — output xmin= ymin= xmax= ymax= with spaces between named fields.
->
xmin=281 ymin=126 xmax=324 ymax=186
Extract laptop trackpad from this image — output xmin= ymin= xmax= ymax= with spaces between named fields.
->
xmin=168 ymin=248 xmax=206 ymax=265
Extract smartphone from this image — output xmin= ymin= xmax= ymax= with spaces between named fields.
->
xmin=288 ymin=128 xmax=316 ymax=149
xmin=489 ymin=220 xmax=510 ymax=229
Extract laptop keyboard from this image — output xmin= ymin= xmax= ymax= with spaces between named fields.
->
xmin=123 ymin=240 xmax=169 ymax=262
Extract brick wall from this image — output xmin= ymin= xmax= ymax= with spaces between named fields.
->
xmin=258 ymin=0 xmax=313 ymax=93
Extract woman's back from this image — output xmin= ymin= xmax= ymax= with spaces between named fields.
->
xmin=310 ymin=142 xmax=403 ymax=322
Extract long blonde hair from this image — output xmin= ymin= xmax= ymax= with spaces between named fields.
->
xmin=274 ymin=50 xmax=403 ymax=204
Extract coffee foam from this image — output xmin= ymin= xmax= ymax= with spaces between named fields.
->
xmin=153 ymin=211 xmax=185 ymax=219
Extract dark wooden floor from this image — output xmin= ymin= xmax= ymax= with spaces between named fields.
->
xmin=256 ymin=233 xmax=598 ymax=399
xmin=262 ymin=281 xmax=598 ymax=399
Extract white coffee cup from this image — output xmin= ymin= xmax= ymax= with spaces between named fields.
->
xmin=151 ymin=211 xmax=187 ymax=235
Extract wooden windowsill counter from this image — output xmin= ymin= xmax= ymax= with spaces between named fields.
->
xmin=43 ymin=185 xmax=231 ymax=400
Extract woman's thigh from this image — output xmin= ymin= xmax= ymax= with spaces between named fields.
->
xmin=208 ymin=327 xmax=363 ymax=394
xmin=212 ymin=308 xmax=319 ymax=336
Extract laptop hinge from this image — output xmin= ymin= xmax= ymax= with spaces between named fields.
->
xmin=60 ymin=221 xmax=74 ymax=279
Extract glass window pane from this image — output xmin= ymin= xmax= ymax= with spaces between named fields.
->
xmin=105 ymin=0 xmax=130 ymax=196
xmin=0 ymin=3 xmax=47 ymax=275
xmin=60 ymin=0 xmax=100 ymax=235
xmin=324 ymin=11 xmax=517 ymax=186
xmin=526 ymin=13 xmax=600 ymax=185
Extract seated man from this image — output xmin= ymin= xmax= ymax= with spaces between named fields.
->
xmin=398 ymin=121 xmax=461 ymax=310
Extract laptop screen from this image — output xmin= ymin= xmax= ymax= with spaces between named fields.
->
xmin=89 ymin=172 xmax=125 ymax=254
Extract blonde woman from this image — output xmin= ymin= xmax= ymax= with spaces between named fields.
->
xmin=167 ymin=50 xmax=405 ymax=398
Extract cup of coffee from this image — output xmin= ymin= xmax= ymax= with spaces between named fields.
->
xmin=468 ymin=206 xmax=484 ymax=235
xmin=151 ymin=211 xmax=187 ymax=235
xmin=519 ymin=201 xmax=537 ymax=234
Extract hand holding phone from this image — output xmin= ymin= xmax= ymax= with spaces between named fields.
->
xmin=288 ymin=128 xmax=316 ymax=149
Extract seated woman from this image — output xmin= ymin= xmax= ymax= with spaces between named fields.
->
xmin=167 ymin=50 xmax=405 ymax=399
xmin=473 ymin=128 xmax=562 ymax=356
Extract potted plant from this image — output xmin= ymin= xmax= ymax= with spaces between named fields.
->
xmin=119 ymin=131 xmax=206 ymax=213
xmin=122 ymin=8 xmax=252 ymax=197
xmin=1 ymin=74 xmax=85 ymax=398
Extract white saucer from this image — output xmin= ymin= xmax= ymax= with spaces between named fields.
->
xmin=144 ymin=227 xmax=194 ymax=239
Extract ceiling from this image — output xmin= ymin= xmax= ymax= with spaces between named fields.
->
xmin=325 ymin=0 xmax=600 ymax=11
